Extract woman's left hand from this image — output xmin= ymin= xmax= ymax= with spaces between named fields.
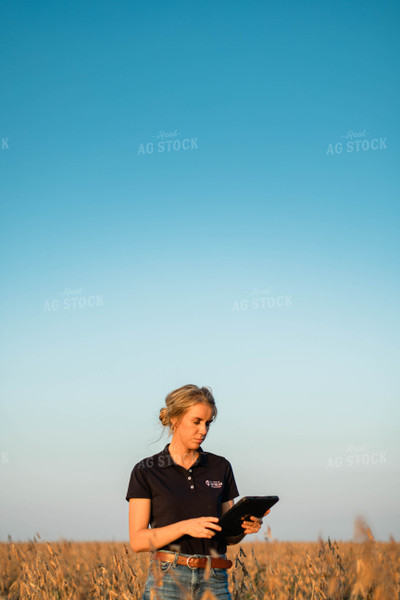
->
xmin=241 ymin=510 xmax=270 ymax=535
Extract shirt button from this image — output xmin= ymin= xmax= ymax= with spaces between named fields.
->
xmin=188 ymin=476 xmax=192 ymax=480
xmin=189 ymin=469 xmax=192 ymax=472
xmin=190 ymin=485 xmax=194 ymax=489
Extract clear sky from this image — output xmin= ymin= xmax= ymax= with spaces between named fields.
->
xmin=0 ymin=0 xmax=399 ymax=543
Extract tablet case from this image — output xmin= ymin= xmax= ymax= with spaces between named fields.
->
xmin=219 ymin=495 xmax=279 ymax=537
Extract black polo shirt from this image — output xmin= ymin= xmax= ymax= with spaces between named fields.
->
xmin=126 ymin=443 xmax=239 ymax=555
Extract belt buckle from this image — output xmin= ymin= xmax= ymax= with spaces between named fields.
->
xmin=186 ymin=555 xmax=197 ymax=569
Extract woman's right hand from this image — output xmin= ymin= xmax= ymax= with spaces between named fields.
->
xmin=182 ymin=516 xmax=222 ymax=538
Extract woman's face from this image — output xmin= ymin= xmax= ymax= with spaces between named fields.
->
xmin=171 ymin=402 xmax=213 ymax=450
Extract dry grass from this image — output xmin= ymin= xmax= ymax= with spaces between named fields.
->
xmin=1 ymin=521 xmax=399 ymax=599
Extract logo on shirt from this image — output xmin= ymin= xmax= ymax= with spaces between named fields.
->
xmin=205 ymin=479 xmax=223 ymax=488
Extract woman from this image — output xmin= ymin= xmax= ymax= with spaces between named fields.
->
xmin=126 ymin=384 xmax=267 ymax=599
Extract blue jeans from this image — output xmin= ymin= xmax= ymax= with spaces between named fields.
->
xmin=142 ymin=552 xmax=232 ymax=599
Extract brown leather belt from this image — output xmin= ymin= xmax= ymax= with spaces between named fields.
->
xmin=151 ymin=551 xmax=233 ymax=570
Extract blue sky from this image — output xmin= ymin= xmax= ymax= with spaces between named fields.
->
xmin=0 ymin=0 xmax=399 ymax=543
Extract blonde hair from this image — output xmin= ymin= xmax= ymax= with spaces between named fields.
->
xmin=159 ymin=384 xmax=217 ymax=436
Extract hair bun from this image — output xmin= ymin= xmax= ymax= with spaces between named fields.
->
xmin=159 ymin=407 xmax=169 ymax=427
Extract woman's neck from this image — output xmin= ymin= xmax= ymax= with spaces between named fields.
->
xmin=168 ymin=440 xmax=199 ymax=469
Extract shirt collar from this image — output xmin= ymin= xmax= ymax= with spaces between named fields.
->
xmin=160 ymin=443 xmax=208 ymax=468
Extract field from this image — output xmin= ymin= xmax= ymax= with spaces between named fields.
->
xmin=1 ymin=525 xmax=399 ymax=599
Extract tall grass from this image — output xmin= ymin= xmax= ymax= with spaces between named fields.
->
xmin=1 ymin=521 xmax=398 ymax=599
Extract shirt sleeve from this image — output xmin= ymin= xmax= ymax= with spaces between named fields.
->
xmin=221 ymin=460 xmax=240 ymax=503
xmin=125 ymin=462 xmax=152 ymax=501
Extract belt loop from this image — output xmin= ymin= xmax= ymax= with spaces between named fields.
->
xmin=207 ymin=555 xmax=211 ymax=571
xmin=172 ymin=552 xmax=178 ymax=568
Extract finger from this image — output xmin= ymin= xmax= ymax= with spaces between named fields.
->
xmin=243 ymin=527 xmax=254 ymax=534
xmin=247 ymin=516 xmax=262 ymax=524
xmin=242 ymin=521 xmax=260 ymax=530
xmin=246 ymin=516 xmax=260 ymax=523
xmin=207 ymin=523 xmax=222 ymax=531
xmin=241 ymin=517 xmax=255 ymax=523
xmin=264 ymin=509 xmax=271 ymax=516
xmin=242 ymin=522 xmax=256 ymax=530
xmin=205 ymin=527 xmax=218 ymax=536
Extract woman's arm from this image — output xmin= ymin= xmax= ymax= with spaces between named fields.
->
xmin=128 ymin=498 xmax=222 ymax=553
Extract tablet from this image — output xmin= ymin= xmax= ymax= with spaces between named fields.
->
xmin=219 ymin=496 xmax=279 ymax=537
